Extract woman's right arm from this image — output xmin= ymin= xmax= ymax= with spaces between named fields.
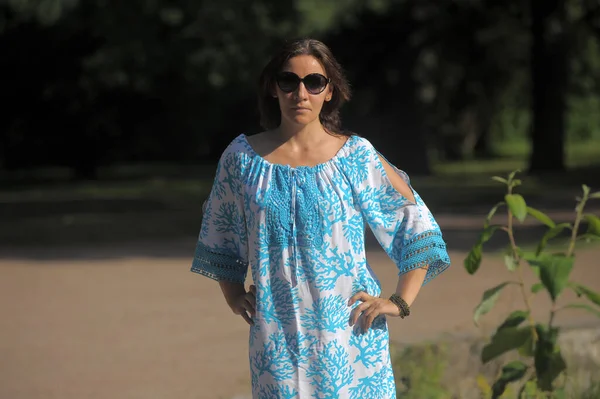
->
xmin=219 ymin=282 xmax=256 ymax=325
xmin=191 ymin=144 xmax=252 ymax=324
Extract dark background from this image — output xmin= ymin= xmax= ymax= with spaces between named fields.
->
xmin=1 ymin=0 xmax=600 ymax=249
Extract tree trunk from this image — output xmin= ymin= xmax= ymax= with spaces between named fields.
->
xmin=528 ymin=0 xmax=568 ymax=173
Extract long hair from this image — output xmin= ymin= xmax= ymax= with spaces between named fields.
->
xmin=257 ymin=38 xmax=352 ymax=135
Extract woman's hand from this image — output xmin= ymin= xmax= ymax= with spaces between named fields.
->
xmin=229 ymin=284 xmax=257 ymax=325
xmin=348 ymin=291 xmax=400 ymax=332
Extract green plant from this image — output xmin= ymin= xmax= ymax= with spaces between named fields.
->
xmin=464 ymin=170 xmax=600 ymax=398
xmin=393 ymin=342 xmax=451 ymax=399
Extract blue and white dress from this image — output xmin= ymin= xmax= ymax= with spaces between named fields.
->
xmin=191 ymin=133 xmax=450 ymax=399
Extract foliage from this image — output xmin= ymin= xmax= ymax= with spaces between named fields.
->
xmin=465 ymin=170 xmax=600 ymax=398
xmin=3 ymin=0 xmax=600 ymax=178
xmin=393 ymin=342 xmax=451 ymax=399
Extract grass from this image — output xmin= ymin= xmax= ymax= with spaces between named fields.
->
xmin=431 ymin=139 xmax=600 ymax=177
xmin=0 ymin=138 xmax=598 ymax=249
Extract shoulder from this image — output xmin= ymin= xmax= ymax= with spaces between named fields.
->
xmin=344 ymin=134 xmax=413 ymax=189
xmin=213 ymin=134 xmax=254 ymax=180
xmin=217 ymin=134 xmax=253 ymax=163
xmin=342 ymin=134 xmax=379 ymax=164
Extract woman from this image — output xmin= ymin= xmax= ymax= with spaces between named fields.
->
xmin=191 ymin=38 xmax=450 ymax=398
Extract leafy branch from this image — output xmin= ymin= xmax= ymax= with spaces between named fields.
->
xmin=465 ymin=171 xmax=600 ymax=398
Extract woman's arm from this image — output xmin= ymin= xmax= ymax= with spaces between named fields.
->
xmin=379 ymin=153 xmax=426 ymax=307
xmin=349 ymin=150 xmax=449 ymax=331
xmin=394 ymin=267 xmax=428 ymax=307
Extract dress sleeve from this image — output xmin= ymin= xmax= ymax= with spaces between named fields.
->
xmin=191 ymin=147 xmax=248 ymax=284
xmin=353 ymin=140 xmax=450 ymax=285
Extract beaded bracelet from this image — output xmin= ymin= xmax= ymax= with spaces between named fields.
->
xmin=389 ymin=294 xmax=410 ymax=319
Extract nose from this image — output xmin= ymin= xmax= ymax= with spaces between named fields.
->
xmin=293 ymin=82 xmax=309 ymax=100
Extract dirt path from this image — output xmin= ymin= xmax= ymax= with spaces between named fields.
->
xmin=1 ymin=244 xmax=599 ymax=399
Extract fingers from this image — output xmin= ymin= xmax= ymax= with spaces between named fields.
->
xmin=347 ymin=293 xmax=386 ymax=332
xmin=230 ymin=286 xmax=257 ymax=326
xmin=245 ymin=289 xmax=256 ymax=316
xmin=348 ymin=291 xmax=369 ymax=306
xmin=240 ymin=285 xmax=257 ymax=325
xmin=348 ymin=291 xmax=373 ymax=327
xmin=361 ymin=306 xmax=380 ymax=331
xmin=349 ymin=301 xmax=370 ymax=326
xmin=243 ymin=297 xmax=255 ymax=316
xmin=240 ymin=311 xmax=253 ymax=325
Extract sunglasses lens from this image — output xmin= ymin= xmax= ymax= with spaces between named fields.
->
xmin=276 ymin=73 xmax=299 ymax=93
xmin=304 ymin=74 xmax=328 ymax=94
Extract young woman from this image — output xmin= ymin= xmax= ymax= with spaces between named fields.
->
xmin=191 ymin=38 xmax=451 ymax=398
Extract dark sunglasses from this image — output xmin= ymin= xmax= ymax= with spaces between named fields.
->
xmin=276 ymin=72 xmax=331 ymax=95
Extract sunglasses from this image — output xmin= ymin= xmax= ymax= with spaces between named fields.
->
xmin=275 ymin=72 xmax=331 ymax=95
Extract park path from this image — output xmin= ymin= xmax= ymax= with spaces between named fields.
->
xmin=1 ymin=237 xmax=599 ymax=399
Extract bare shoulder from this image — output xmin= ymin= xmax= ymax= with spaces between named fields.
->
xmin=377 ymin=153 xmax=416 ymax=203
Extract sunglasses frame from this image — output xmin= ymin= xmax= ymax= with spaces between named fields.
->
xmin=275 ymin=72 xmax=331 ymax=95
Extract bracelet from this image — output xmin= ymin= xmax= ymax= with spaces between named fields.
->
xmin=389 ymin=294 xmax=410 ymax=319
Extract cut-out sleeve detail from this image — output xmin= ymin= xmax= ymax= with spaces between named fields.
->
xmin=349 ymin=138 xmax=450 ymax=285
xmin=190 ymin=145 xmax=248 ymax=284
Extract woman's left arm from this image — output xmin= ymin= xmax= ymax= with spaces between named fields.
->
xmin=349 ymin=140 xmax=451 ymax=331
xmin=379 ymin=153 xmax=427 ymax=308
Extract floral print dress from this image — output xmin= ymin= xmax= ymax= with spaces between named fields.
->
xmin=191 ymin=133 xmax=450 ymax=399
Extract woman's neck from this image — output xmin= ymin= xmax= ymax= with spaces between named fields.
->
xmin=275 ymin=119 xmax=330 ymax=147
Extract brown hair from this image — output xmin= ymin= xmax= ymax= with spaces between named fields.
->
xmin=257 ymin=38 xmax=352 ymax=135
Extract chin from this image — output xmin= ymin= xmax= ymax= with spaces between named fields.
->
xmin=288 ymin=114 xmax=318 ymax=126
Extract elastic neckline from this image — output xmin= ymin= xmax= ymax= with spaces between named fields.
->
xmin=240 ymin=133 xmax=354 ymax=172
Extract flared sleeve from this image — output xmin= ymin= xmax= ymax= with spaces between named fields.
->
xmin=351 ymin=138 xmax=450 ymax=284
xmin=191 ymin=145 xmax=248 ymax=284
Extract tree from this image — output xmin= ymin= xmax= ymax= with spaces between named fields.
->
xmin=528 ymin=0 xmax=569 ymax=173
xmin=325 ymin=2 xmax=431 ymax=175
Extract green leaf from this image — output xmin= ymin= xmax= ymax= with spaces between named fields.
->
xmin=536 ymin=223 xmax=572 ymax=256
xmin=465 ymin=225 xmax=503 ymax=275
xmin=527 ymin=254 xmax=574 ymax=302
xmin=492 ymin=176 xmax=508 ymax=185
xmin=508 ymin=169 xmax=521 ymax=182
xmin=537 ymin=351 xmax=566 ymax=392
xmin=585 ymin=214 xmax=600 ymax=236
xmin=482 ymin=327 xmax=531 ymax=364
xmin=504 ymin=254 xmax=518 ymax=271
xmin=491 ymin=361 xmax=528 ymax=399
xmin=484 ymin=202 xmax=505 ymax=228
xmin=527 ymin=207 xmax=556 ymax=228
xmin=497 ymin=310 xmax=529 ymax=331
xmin=568 ymin=283 xmax=600 ymax=306
xmin=562 ymin=303 xmax=600 ymax=318
xmin=481 ymin=225 xmax=501 ymax=243
xmin=518 ymin=334 xmax=535 ymax=357
xmin=474 ymin=282 xmax=513 ymax=326
xmin=590 ymin=191 xmax=600 ymax=199
xmin=531 ymin=283 xmax=544 ymax=293
xmin=505 ymin=194 xmax=527 ymax=222
xmin=535 ymin=325 xmax=565 ymax=391
xmin=583 ymin=184 xmax=591 ymax=196
xmin=464 ymin=244 xmax=482 ymax=275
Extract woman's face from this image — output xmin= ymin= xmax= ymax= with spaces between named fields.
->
xmin=274 ymin=55 xmax=333 ymax=128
